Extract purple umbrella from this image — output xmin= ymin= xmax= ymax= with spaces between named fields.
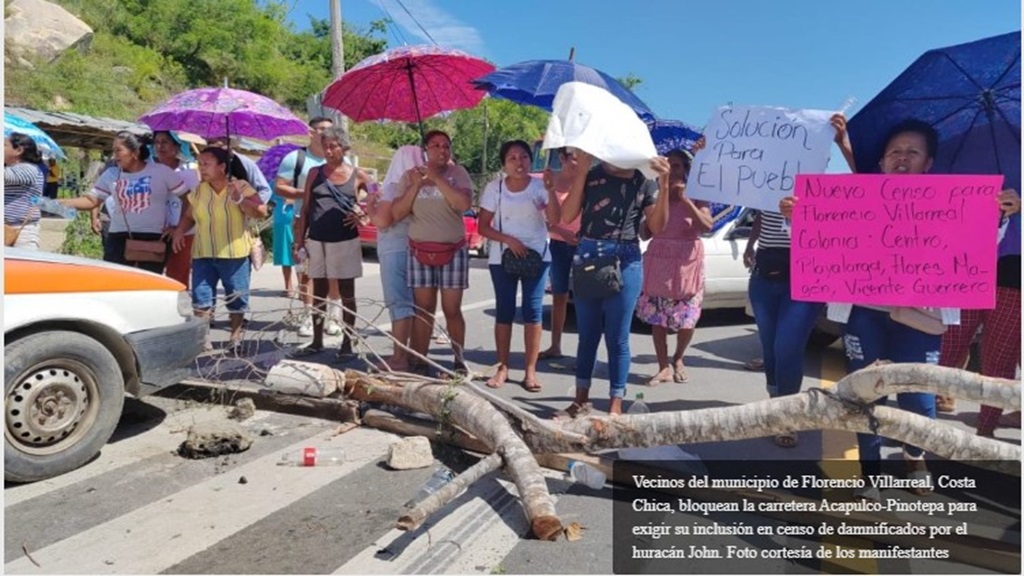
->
xmin=139 ymin=87 xmax=309 ymax=140
xmin=256 ymin=142 xmax=303 ymax=191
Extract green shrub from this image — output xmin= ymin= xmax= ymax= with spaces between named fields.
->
xmin=60 ymin=212 xmax=103 ymax=260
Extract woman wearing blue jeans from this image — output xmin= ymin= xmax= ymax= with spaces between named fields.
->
xmin=747 ymin=210 xmax=824 ymax=448
xmin=556 ymin=151 xmax=671 ymax=417
xmin=478 ymin=140 xmax=561 ymax=392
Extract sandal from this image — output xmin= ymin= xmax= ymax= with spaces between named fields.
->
xmin=646 ymin=368 xmax=673 ymax=387
xmin=673 ymin=366 xmax=688 ymax=383
xmin=552 ymin=402 xmax=592 ymax=422
xmin=904 ymin=455 xmax=934 ymax=496
xmin=538 ymin=349 xmax=565 ymax=360
xmin=523 ymin=377 xmax=542 ymax=393
xmin=744 ymin=358 xmax=765 ymax=372
xmin=486 ymin=366 xmax=508 ymax=389
xmin=291 ymin=344 xmax=324 ymax=358
xmin=335 ymin=341 xmax=355 ymax=362
xmin=773 ymin=432 xmax=799 ymax=449
xmin=853 ymin=485 xmax=881 ymax=503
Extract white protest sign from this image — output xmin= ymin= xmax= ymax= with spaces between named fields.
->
xmin=688 ymin=105 xmax=834 ymax=211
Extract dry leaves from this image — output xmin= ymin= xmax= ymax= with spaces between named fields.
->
xmin=564 ymin=522 xmax=585 ymax=541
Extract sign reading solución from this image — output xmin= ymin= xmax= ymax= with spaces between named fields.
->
xmin=687 ymin=106 xmax=834 ymax=212
xmin=790 ymin=174 xmax=1003 ymax=308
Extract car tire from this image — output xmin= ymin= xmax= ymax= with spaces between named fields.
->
xmin=5 ymin=331 xmax=125 ymax=483
xmin=476 ymin=241 xmax=489 ymax=259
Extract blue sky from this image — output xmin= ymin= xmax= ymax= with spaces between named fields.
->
xmin=287 ymin=0 xmax=1020 ymax=169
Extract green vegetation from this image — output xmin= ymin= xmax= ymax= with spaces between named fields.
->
xmin=6 ymin=0 xmax=553 ymax=253
xmin=59 ymin=212 xmax=103 ymax=259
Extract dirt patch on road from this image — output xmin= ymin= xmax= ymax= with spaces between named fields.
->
xmin=178 ymin=422 xmax=254 ymax=459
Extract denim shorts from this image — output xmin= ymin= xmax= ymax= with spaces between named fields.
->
xmin=380 ymin=249 xmax=415 ymax=322
xmin=191 ymin=257 xmax=251 ymax=313
xmin=549 ymin=239 xmax=576 ymax=295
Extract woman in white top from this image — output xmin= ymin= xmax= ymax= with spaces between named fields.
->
xmin=63 ymin=132 xmax=186 ymax=273
xmin=477 ymin=140 xmax=560 ymax=392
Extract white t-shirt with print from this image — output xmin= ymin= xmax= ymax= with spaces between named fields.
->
xmin=89 ymin=162 xmax=187 ymax=234
xmin=479 ymin=176 xmax=550 ymax=266
xmin=165 ymin=163 xmax=200 ymax=230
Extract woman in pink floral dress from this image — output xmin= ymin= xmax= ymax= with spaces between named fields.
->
xmin=635 ymin=149 xmax=712 ymax=384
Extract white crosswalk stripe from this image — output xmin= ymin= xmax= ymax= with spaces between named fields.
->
xmin=5 ymin=426 xmax=396 ymax=575
xmin=334 ymin=469 xmax=564 ymax=575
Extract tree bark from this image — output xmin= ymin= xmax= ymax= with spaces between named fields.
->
xmin=302 ymin=362 xmax=1021 ymax=540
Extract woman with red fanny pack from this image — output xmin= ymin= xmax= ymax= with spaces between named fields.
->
xmin=392 ymin=130 xmax=475 ymax=375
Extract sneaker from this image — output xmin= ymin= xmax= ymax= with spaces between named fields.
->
xmin=298 ymin=315 xmax=314 ymax=337
xmin=325 ymin=319 xmax=342 ymax=336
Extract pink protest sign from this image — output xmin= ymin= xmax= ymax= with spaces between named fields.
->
xmin=791 ymin=174 xmax=1003 ymax=308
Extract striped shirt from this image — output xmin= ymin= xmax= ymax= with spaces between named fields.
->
xmin=4 ymin=163 xmax=44 ymax=225
xmin=756 ymin=210 xmax=791 ymax=250
xmin=188 ymin=182 xmax=253 ymax=259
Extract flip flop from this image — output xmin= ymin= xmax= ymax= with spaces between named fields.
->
xmin=538 ymin=350 xmax=565 ymax=360
xmin=673 ymin=367 xmax=689 ymax=383
xmin=291 ymin=345 xmax=324 ymax=358
xmin=773 ymin=433 xmax=798 ymax=449
xmin=486 ymin=367 xmax=508 ymax=389
xmin=745 ymin=358 xmax=765 ymax=371
xmin=552 ymin=402 xmax=592 ymax=422
xmin=646 ymin=374 xmax=672 ymax=387
xmin=523 ymin=378 xmax=542 ymax=393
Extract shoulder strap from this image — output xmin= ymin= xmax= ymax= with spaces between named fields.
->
xmin=292 ymin=148 xmax=307 ymax=189
xmin=320 ymin=166 xmax=355 ymax=211
xmin=111 ymin=168 xmax=135 ymax=239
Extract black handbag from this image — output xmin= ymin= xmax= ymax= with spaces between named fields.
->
xmin=754 ymin=247 xmax=790 ymax=281
xmin=497 ymin=179 xmax=547 ymax=279
xmin=502 ymin=247 xmax=545 ymax=278
xmin=572 ymin=253 xmax=622 ymax=299
xmin=571 ymin=176 xmax=640 ymax=300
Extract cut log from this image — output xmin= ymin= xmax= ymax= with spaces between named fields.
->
xmin=397 ymin=453 xmax=503 ymax=531
xmin=362 ymin=409 xmax=492 ymax=454
xmin=255 ymin=361 xmax=1021 ymax=547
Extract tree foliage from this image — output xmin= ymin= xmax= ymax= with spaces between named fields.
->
xmin=7 ymin=0 xmax=391 ymax=116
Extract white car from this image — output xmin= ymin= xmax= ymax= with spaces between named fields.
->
xmin=4 ymin=249 xmax=207 ymax=482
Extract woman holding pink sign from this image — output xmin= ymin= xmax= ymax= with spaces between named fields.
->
xmin=781 ymin=118 xmax=953 ymax=498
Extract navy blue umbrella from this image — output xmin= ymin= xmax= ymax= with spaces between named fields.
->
xmin=848 ymin=31 xmax=1021 ymax=190
xmin=647 ymin=117 xmax=703 ymax=155
xmin=472 ymin=59 xmax=656 ymax=122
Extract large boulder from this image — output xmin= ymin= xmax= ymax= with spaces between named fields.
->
xmin=5 ymin=0 xmax=94 ymax=66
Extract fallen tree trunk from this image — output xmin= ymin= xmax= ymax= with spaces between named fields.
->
xmin=344 ymin=371 xmax=567 ymax=541
xmin=325 ymin=363 xmax=1021 ymax=540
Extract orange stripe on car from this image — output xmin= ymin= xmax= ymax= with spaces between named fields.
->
xmin=4 ymin=259 xmax=184 ymax=294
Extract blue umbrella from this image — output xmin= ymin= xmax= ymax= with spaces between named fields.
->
xmin=4 ymin=111 xmax=66 ymax=160
xmin=646 ymin=117 xmax=740 ymax=231
xmin=472 ymin=59 xmax=656 ymax=122
xmin=647 ymin=117 xmax=703 ymax=155
xmin=848 ymin=31 xmax=1020 ymax=191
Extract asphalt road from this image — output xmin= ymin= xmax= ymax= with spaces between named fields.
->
xmin=4 ymin=253 xmax=1019 ymax=574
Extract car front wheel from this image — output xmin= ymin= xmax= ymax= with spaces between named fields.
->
xmin=5 ymin=331 xmax=125 ymax=483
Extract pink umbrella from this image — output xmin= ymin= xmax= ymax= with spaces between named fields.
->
xmin=322 ymin=45 xmax=495 ymax=135
xmin=139 ymin=87 xmax=309 ymax=140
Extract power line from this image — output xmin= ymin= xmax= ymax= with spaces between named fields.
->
xmin=392 ymin=0 xmax=438 ymax=45
xmin=375 ymin=0 xmax=409 ymax=46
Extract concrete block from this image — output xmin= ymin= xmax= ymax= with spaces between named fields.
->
xmin=387 ymin=436 xmax=433 ymax=470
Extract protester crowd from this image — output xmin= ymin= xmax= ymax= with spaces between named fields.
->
xmin=5 ymin=100 xmax=1019 ymax=502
